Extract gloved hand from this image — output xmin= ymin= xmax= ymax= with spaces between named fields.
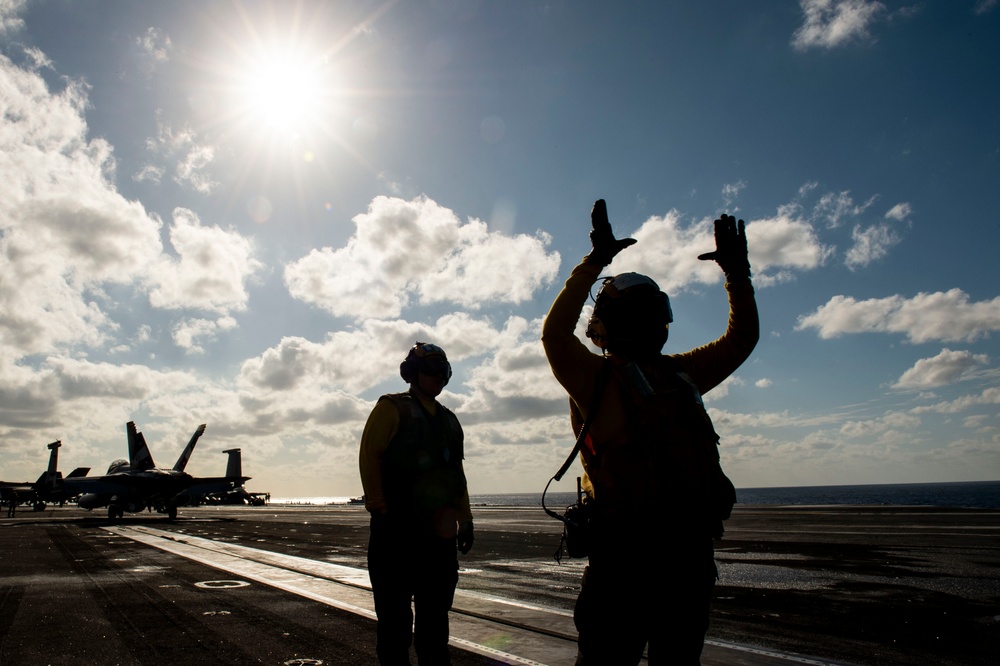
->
xmin=585 ymin=199 xmax=636 ymax=266
xmin=698 ymin=214 xmax=751 ymax=280
xmin=457 ymin=520 xmax=474 ymax=554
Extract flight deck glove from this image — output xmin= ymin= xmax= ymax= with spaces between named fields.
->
xmin=457 ymin=520 xmax=474 ymax=554
xmin=698 ymin=213 xmax=751 ymax=280
xmin=585 ymin=199 xmax=636 ymax=266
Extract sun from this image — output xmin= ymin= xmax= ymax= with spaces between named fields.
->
xmin=236 ymin=50 xmax=331 ymax=135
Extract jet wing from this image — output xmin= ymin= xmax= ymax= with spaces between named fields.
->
xmin=183 ymin=475 xmax=252 ymax=498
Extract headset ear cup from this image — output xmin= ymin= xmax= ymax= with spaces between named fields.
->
xmin=400 ymin=360 xmax=415 ymax=384
xmin=586 ymin=315 xmax=608 ymax=349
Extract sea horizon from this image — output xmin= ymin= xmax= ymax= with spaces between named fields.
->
xmin=269 ymin=478 xmax=1000 ymax=510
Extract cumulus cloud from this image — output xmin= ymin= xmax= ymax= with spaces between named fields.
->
xmin=747 ymin=213 xmax=835 ymax=283
xmin=839 ymin=411 xmax=920 ymax=438
xmin=702 ymin=376 xmax=744 ymax=402
xmin=910 ymin=386 xmax=1000 ymax=415
xmin=792 ymin=0 xmax=886 ymax=51
xmin=172 ymin=316 xmax=238 ymax=354
xmin=722 ymin=180 xmax=746 ymax=208
xmin=796 ymin=290 xmax=1000 ymax=343
xmin=884 ymin=202 xmax=912 ymax=221
xmin=135 ymin=27 xmax=173 ymax=77
xmin=843 ymin=201 xmax=910 ymax=269
xmin=610 ymin=208 xmax=833 ymax=292
xmin=0 ymin=52 xmax=164 ymax=359
xmin=141 ymin=114 xmax=219 ymax=193
xmin=239 ymin=313 xmax=509 ymax=398
xmin=813 ymin=190 xmax=876 ymax=228
xmin=284 ymin=195 xmax=560 ymax=320
xmin=0 ymin=0 xmax=26 ymax=34
xmin=455 ymin=318 xmax=568 ymax=424
xmin=132 ymin=164 xmax=164 ymax=185
xmin=845 ymin=222 xmax=901 ymax=269
xmin=974 ymin=0 xmax=997 ymax=15
xmin=148 ymin=208 xmax=263 ymax=314
xmin=894 ymin=349 xmax=991 ymax=389
xmin=0 ymin=356 xmax=196 ymax=433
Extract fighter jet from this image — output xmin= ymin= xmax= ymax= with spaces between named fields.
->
xmin=0 ymin=441 xmax=89 ymax=511
xmin=174 ymin=447 xmax=253 ymax=506
xmin=67 ymin=421 xmax=206 ymax=520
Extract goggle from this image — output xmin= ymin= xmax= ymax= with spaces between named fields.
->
xmin=418 ymin=356 xmax=451 ymax=377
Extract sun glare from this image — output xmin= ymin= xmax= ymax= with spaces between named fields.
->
xmin=236 ymin=50 xmax=331 ymax=135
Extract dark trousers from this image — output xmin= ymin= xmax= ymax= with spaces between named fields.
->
xmin=368 ymin=514 xmax=459 ymax=665
xmin=574 ymin=516 xmax=717 ymax=665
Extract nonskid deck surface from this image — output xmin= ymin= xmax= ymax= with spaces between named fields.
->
xmin=106 ymin=523 xmax=850 ymax=666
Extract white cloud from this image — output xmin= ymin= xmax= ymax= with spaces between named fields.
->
xmin=135 ymin=27 xmax=173 ymax=77
xmin=0 ymin=53 xmax=164 ymax=359
xmin=792 ymin=0 xmax=886 ymax=51
xmin=884 ymin=202 xmax=912 ymax=221
xmin=174 ymin=144 xmax=217 ymax=194
xmin=755 ymin=378 xmax=773 ymax=388
xmin=963 ymin=414 xmax=989 ymax=430
xmin=0 ymin=0 xmax=26 ymax=34
xmin=0 ymin=356 xmax=197 ymax=435
xmin=148 ymin=208 xmax=263 ymax=314
xmin=458 ymin=319 xmax=569 ymax=424
xmin=702 ymin=375 xmax=744 ymax=402
xmin=839 ymin=411 xmax=920 ymax=438
xmin=172 ymin=316 xmax=238 ymax=354
xmin=132 ymin=164 xmax=164 ymax=185
xmin=974 ymin=0 xmax=997 ymax=15
xmin=611 ymin=208 xmax=833 ymax=292
xmin=796 ymin=290 xmax=1000 ymax=343
xmin=911 ymin=386 xmax=1000 ymax=415
xmin=844 ymin=222 xmax=901 ymax=270
xmin=747 ymin=213 xmax=835 ymax=281
xmin=239 ymin=313 xmax=509 ymax=398
xmin=813 ymin=190 xmax=876 ymax=228
xmin=284 ymin=195 xmax=560 ymax=320
xmin=893 ymin=349 xmax=990 ymax=389
xmin=722 ymin=180 xmax=746 ymax=208
xmin=142 ymin=114 xmax=219 ymax=193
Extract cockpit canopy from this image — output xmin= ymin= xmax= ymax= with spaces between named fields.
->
xmin=107 ymin=459 xmax=130 ymax=474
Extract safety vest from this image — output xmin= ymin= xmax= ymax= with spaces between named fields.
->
xmin=574 ymin=357 xmax=736 ymax=538
xmin=378 ymin=392 xmax=466 ymax=526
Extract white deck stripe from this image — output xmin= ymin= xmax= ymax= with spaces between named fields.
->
xmin=107 ymin=526 xmax=852 ymax=666
xmin=106 ymin=525 xmax=563 ymax=665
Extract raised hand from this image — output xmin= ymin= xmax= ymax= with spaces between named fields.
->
xmin=698 ymin=214 xmax=750 ymax=279
xmin=586 ymin=199 xmax=636 ymax=266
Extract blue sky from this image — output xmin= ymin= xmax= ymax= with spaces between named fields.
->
xmin=1 ymin=0 xmax=998 ymax=498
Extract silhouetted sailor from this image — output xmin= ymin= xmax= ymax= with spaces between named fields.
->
xmin=360 ymin=342 xmax=474 ymax=665
xmin=542 ymin=200 xmax=759 ymax=664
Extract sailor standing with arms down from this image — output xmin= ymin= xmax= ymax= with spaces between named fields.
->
xmin=359 ymin=342 xmax=474 ymax=665
xmin=542 ymin=200 xmax=759 ymax=664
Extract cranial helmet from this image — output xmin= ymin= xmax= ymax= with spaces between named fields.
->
xmin=586 ymin=273 xmax=673 ymax=356
xmin=400 ymin=341 xmax=452 ymax=385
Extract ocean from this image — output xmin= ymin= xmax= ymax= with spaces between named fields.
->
xmin=272 ymin=479 xmax=1000 ymax=509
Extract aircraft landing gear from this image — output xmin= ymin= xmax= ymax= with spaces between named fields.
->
xmin=167 ymin=506 xmax=177 ymax=520
xmin=108 ymin=506 xmax=124 ymax=521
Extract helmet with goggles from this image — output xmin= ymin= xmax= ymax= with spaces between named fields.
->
xmin=400 ymin=342 xmax=452 ymax=385
xmin=586 ymin=273 xmax=673 ymax=356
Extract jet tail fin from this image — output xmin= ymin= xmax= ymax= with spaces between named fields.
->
xmin=222 ymin=448 xmax=243 ymax=480
xmin=66 ymin=467 xmax=90 ymax=478
xmin=127 ymin=421 xmax=156 ymax=471
xmin=173 ymin=424 xmax=206 ymax=472
xmin=34 ymin=441 xmax=63 ymax=489
xmin=46 ymin=441 xmax=61 ymax=474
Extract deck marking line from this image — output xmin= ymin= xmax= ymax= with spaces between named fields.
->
xmin=106 ymin=526 xmax=555 ymax=666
